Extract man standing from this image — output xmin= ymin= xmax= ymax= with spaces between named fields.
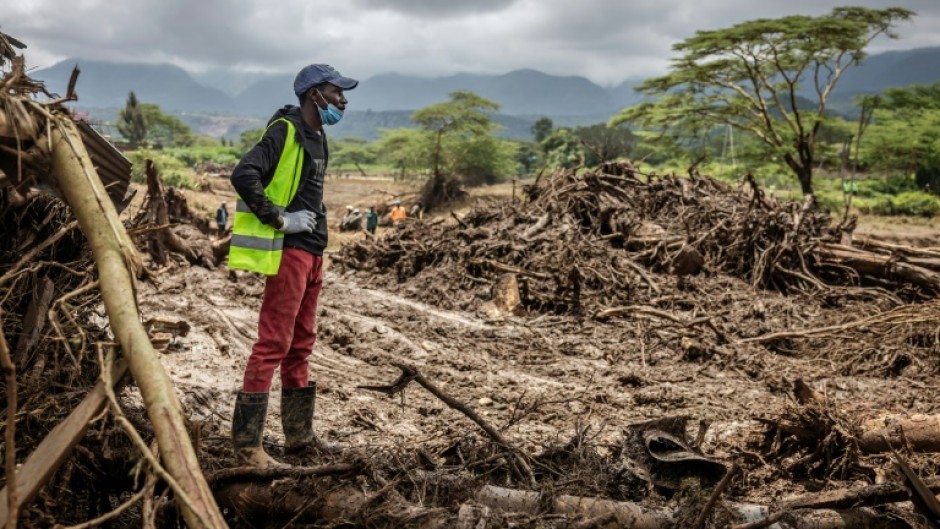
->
xmin=389 ymin=200 xmax=407 ymax=226
xmin=228 ymin=64 xmax=357 ymax=468
xmin=216 ymin=202 xmax=228 ymax=235
xmin=365 ymin=206 xmax=379 ymax=235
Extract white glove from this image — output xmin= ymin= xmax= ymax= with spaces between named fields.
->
xmin=276 ymin=210 xmax=317 ymax=234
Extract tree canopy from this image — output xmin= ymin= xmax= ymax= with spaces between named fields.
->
xmin=410 ymin=91 xmax=517 ymax=207
xmin=612 ymin=6 xmax=914 ymax=196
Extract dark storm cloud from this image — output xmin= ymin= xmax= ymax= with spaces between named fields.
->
xmin=5 ymin=0 xmax=940 ymax=84
xmin=350 ymin=0 xmax=518 ymax=19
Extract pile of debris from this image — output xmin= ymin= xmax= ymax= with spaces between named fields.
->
xmin=337 ymin=162 xmax=940 ymax=312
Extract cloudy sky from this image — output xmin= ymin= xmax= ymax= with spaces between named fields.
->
xmin=5 ymin=0 xmax=939 ymax=85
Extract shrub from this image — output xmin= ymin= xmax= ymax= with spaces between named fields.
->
xmin=861 ymin=191 xmax=940 ymax=217
xmin=126 ymin=149 xmax=198 ymax=190
xmin=890 ymin=191 xmax=940 ymax=217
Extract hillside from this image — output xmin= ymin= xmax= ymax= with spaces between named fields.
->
xmin=35 ymin=58 xmax=235 ymax=113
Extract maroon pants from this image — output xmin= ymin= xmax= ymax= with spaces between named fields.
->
xmin=242 ymin=247 xmax=323 ymax=392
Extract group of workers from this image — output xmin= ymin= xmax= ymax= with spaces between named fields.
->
xmin=339 ymin=200 xmax=413 ymax=233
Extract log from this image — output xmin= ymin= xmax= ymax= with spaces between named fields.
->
xmin=778 ymin=478 xmax=940 ymax=511
xmin=858 ymin=414 xmax=940 ymax=454
xmin=0 ymin=360 xmax=128 ymax=528
xmin=475 ymin=485 xmax=671 ymax=529
xmin=816 ymin=243 xmax=940 ymax=293
xmin=44 ymin=118 xmax=226 ymax=529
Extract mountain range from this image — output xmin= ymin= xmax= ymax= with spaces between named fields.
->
xmin=31 ymin=47 xmax=940 ymax=141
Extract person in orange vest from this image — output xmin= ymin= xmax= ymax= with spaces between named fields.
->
xmin=389 ymin=200 xmax=407 ymax=225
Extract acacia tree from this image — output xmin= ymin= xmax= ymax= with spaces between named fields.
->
xmin=411 ymin=91 xmax=500 ymax=206
xmin=612 ymin=7 xmax=914 ymax=197
xmin=116 ymin=91 xmax=148 ymax=148
xmin=140 ymin=103 xmax=194 ymax=147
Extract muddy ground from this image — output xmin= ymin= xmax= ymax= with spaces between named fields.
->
xmin=135 ymin=173 xmax=940 ymax=514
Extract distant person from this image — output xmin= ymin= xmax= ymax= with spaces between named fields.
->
xmin=390 ymin=200 xmax=407 ymax=225
xmin=365 ymin=206 xmax=379 ymax=234
xmin=216 ymin=202 xmax=228 ymax=235
xmin=409 ymin=200 xmax=424 ymax=220
xmin=340 ymin=205 xmax=363 ymax=231
xmin=340 ymin=205 xmax=354 ymax=231
xmin=228 ymin=63 xmax=358 ymax=468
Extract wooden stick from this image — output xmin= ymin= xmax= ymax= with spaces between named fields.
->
xmin=360 ymin=363 xmax=537 ymax=486
xmin=0 ymin=328 xmax=17 ymax=529
xmin=691 ymin=463 xmax=739 ymax=529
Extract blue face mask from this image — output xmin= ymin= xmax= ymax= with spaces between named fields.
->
xmin=315 ymin=91 xmax=343 ymax=125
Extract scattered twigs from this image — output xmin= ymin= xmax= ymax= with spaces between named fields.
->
xmin=53 ymin=481 xmax=151 ymax=529
xmin=482 ymin=259 xmax=553 ymax=281
xmin=595 ymin=305 xmax=730 ymax=344
xmin=739 ymin=302 xmax=931 ymax=344
xmin=359 ymin=362 xmax=537 ymax=486
xmin=0 ymin=327 xmax=17 ymax=529
xmin=450 ymin=211 xmax=468 ymax=229
xmin=0 ymin=220 xmax=78 ymax=288
xmin=691 ymin=463 xmax=740 ymax=529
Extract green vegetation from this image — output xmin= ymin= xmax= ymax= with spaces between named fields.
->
xmin=612 ymin=6 xmax=914 ymax=196
xmin=126 ymin=149 xmax=197 ymax=190
xmin=367 ymin=91 xmax=522 ymax=206
xmin=117 ymin=91 xmax=148 ymax=149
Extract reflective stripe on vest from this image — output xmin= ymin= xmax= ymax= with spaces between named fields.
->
xmin=228 ymin=118 xmax=304 ymax=275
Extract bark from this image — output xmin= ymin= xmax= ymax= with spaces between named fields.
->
xmin=858 ymin=413 xmax=940 ymax=454
xmin=44 ymin=118 xmax=226 ymax=529
xmin=143 ymin=160 xmax=197 ymax=264
xmin=816 ymin=243 xmax=940 ymax=294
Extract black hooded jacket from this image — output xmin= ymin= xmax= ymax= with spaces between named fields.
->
xmin=230 ymin=106 xmax=329 ymax=256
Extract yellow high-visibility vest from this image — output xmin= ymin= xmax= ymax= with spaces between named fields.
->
xmin=228 ymin=118 xmax=304 ymax=275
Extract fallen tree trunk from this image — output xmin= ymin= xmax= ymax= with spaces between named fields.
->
xmin=142 ymin=159 xmax=197 ymax=265
xmin=45 ymin=117 xmax=226 ymax=529
xmin=858 ymin=413 xmax=940 ymax=454
xmin=816 ymin=243 xmax=940 ymax=293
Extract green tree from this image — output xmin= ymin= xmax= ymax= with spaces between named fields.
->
xmin=332 ymin=137 xmax=377 ymax=176
xmin=612 ymin=7 xmax=914 ymax=197
xmin=116 ymin=91 xmax=148 ymax=149
xmin=238 ymin=128 xmax=265 ymax=154
xmin=376 ymin=128 xmax=430 ymax=180
xmin=411 ymin=91 xmax=501 ymax=206
xmin=860 ymin=83 xmax=940 ymax=192
xmin=450 ymin=135 xmax=520 ymax=186
xmin=575 ymin=124 xmax=637 ymax=165
xmin=139 ymin=103 xmax=194 ymax=147
xmin=531 ymin=117 xmax=554 ymax=143
xmin=541 ymin=128 xmax=584 ymax=169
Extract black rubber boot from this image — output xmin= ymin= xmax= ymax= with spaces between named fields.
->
xmin=281 ymin=382 xmax=339 ymax=453
xmin=232 ymin=391 xmax=287 ymax=468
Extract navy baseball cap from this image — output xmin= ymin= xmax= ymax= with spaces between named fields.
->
xmin=293 ymin=64 xmax=359 ymax=97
